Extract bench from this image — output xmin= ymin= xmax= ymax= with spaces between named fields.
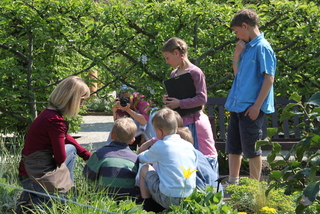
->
xmin=206 ymin=97 xmax=303 ymax=151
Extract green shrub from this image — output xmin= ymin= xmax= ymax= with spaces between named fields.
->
xmin=84 ymin=96 xmax=114 ymax=113
xmin=257 ymin=92 xmax=320 ymax=213
xmin=169 ymin=186 xmax=237 ymax=214
xmin=226 ymin=177 xmax=295 ymax=214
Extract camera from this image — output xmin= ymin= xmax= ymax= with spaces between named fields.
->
xmin=119 ymin=97 xmax=129 ymax=107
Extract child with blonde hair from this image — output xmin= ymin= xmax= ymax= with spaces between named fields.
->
xmin=138 ymin=108 xmax=197 ymax=212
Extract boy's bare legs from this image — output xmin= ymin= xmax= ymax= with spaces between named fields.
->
xmin=139 ymin=164 xmax=164 ymax=212
xmin=249 ymin=155 xmax=262 ymax=180
xmin=228 ymin=154 xmax=242 ymax=184
xmin=139 ymin=164 xmax=154 ymax=198
xmin=229 ymin=154 xmax=262 ymax=182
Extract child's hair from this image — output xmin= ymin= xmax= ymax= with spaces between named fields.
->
xmin=152 ymin=108 xmax=177 ymax=135
xmin=174 ymin=111 xmax=184 ymax=128
xmin=112 ymin=117 xmax=137 ymax=144
xmin=177 ymin=127 xmax=194 ymax=145
xmin=230 ymin=9 xmax=259 ymax=28
xmin=49 ymin=76 xmax=90 ymax=117
xmin=161 ymin=37 xmax=188 ymax=57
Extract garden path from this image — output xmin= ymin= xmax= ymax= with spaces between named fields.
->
xmin=71 ymin=115 xmax=113 ymax=151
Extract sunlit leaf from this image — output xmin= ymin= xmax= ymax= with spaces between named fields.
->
xmin=289 ymin=92 xmax=301 ymax=103
xmin=306 ymin=92 xmax=320 ymax=106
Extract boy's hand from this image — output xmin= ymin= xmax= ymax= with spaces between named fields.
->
xmin=234 ymin=40 xmax=246 ymax=59
xmin=244 ymin=105 xmax=260 ymax=121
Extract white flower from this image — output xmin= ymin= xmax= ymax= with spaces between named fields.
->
xmin=147 ymin=86 xmax=154 ymax=94
xmin=56 ymin=45 xmax=65 ymax=52
xmin=138 ymin=54 xmax=148 ymax=65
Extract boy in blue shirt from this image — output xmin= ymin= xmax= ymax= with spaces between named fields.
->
xmin=225 ymin=9 xmax=277 ymax=184
xmin=138 ymin=108 xmax=197 ymax=212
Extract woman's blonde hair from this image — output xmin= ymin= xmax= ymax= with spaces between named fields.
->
xmin=112 ymin=117 xmax=137 ymax=144
xmin=48 ymin=76 xmax=90 ymax=117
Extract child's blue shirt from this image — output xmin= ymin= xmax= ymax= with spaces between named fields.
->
xmin=138 ymin=134 xmax=197 ymax=197
xmin=225 ymin=33 xmax=277 ymax=113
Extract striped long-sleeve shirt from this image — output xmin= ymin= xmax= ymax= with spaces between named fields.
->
xmin=83 ymin=141 xmax=139 ymax=197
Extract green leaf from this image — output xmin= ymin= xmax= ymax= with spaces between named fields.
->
xmin=267 ymin=153 xmax=276 ymax=163
xmin=284 ymin=184 xmax=294 ymax=195
xmin=289 ymin=92 xmax=301 ymax=103
xmin=255 ymin=140 xmax=270 ymax=151
xmin=303 ymin=181 xmax=320 ymax=202
xmin=290 ymin=161 xmax=301 ymax=167
xmin=267 ymin=127 xmax=278 ymax=138
xmin=270 ymin=170 xmax=282 ymax=180
xmin=295 ymin=204 xmax=306 ymax=214
xmin=280 ymin=111 xmax=295 ymax=122
xmin=309 ymin=166 xmax=318 ymax=181
xmin=296 ymin=146 xmax=305 ymax=161
xmin=306 ymin=92 xmax=320 ymax=106
xmin=271 ymin=142 xmax=281 ymax=154
xmin=283 ymin=103 xmax=298 ymax=113
xmin=270 ymin=160 xmax=286 ymax=168
xmin=124 ymin=205 xmax=142 ymax=214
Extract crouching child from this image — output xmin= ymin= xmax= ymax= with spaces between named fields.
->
xmin=138 ymin=108 xmax=198 ymax=212
xmin=83 ymin=117 xmax=139 ymax=199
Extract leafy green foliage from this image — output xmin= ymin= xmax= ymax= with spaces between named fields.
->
xmin=260 ymin=92 xmax=320 ymax=213
xmin=169 ymin=186 xmax=237 ymax=214
xmin=226 ymin=177 xmax=296 ymax=213
xmin=0 ymin=0 xmax=319 ymax=134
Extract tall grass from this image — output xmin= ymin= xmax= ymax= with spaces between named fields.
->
xmin=0 ymin=134 xmax=236 ymax=214
xmin=0 ymin=133 xmax=24 ymax=213
xmin=0 ymin=134 xmax=143 ymax=214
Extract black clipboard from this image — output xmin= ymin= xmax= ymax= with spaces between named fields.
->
xmin=163 ymin=73 xmax=202 ymax=117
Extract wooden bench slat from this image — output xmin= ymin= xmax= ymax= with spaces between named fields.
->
xmin=206 ymin=97 xmax=302 ymax=151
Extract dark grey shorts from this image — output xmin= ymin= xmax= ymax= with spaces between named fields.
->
xmin=226 ymin=111 xmax=264 ymax=158
xmin=144 ymin=170 xmax=181 ymax=209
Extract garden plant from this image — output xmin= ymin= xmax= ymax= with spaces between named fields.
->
xmin=256 ymin=92 xmax=320 ymax=214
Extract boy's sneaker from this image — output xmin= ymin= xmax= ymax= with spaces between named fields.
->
xmin=221 ymin=181 xmax=232 ymax=200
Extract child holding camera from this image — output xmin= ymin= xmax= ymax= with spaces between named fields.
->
xmin=108 ymin=85 xmax=154 ymax=149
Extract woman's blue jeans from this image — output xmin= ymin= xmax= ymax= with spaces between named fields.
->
xmin=64 ymin=144 xmax=77 ymax=183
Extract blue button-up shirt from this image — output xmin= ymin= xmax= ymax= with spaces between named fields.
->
xmin=225 ymin=33 xmax=277 ymax=114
